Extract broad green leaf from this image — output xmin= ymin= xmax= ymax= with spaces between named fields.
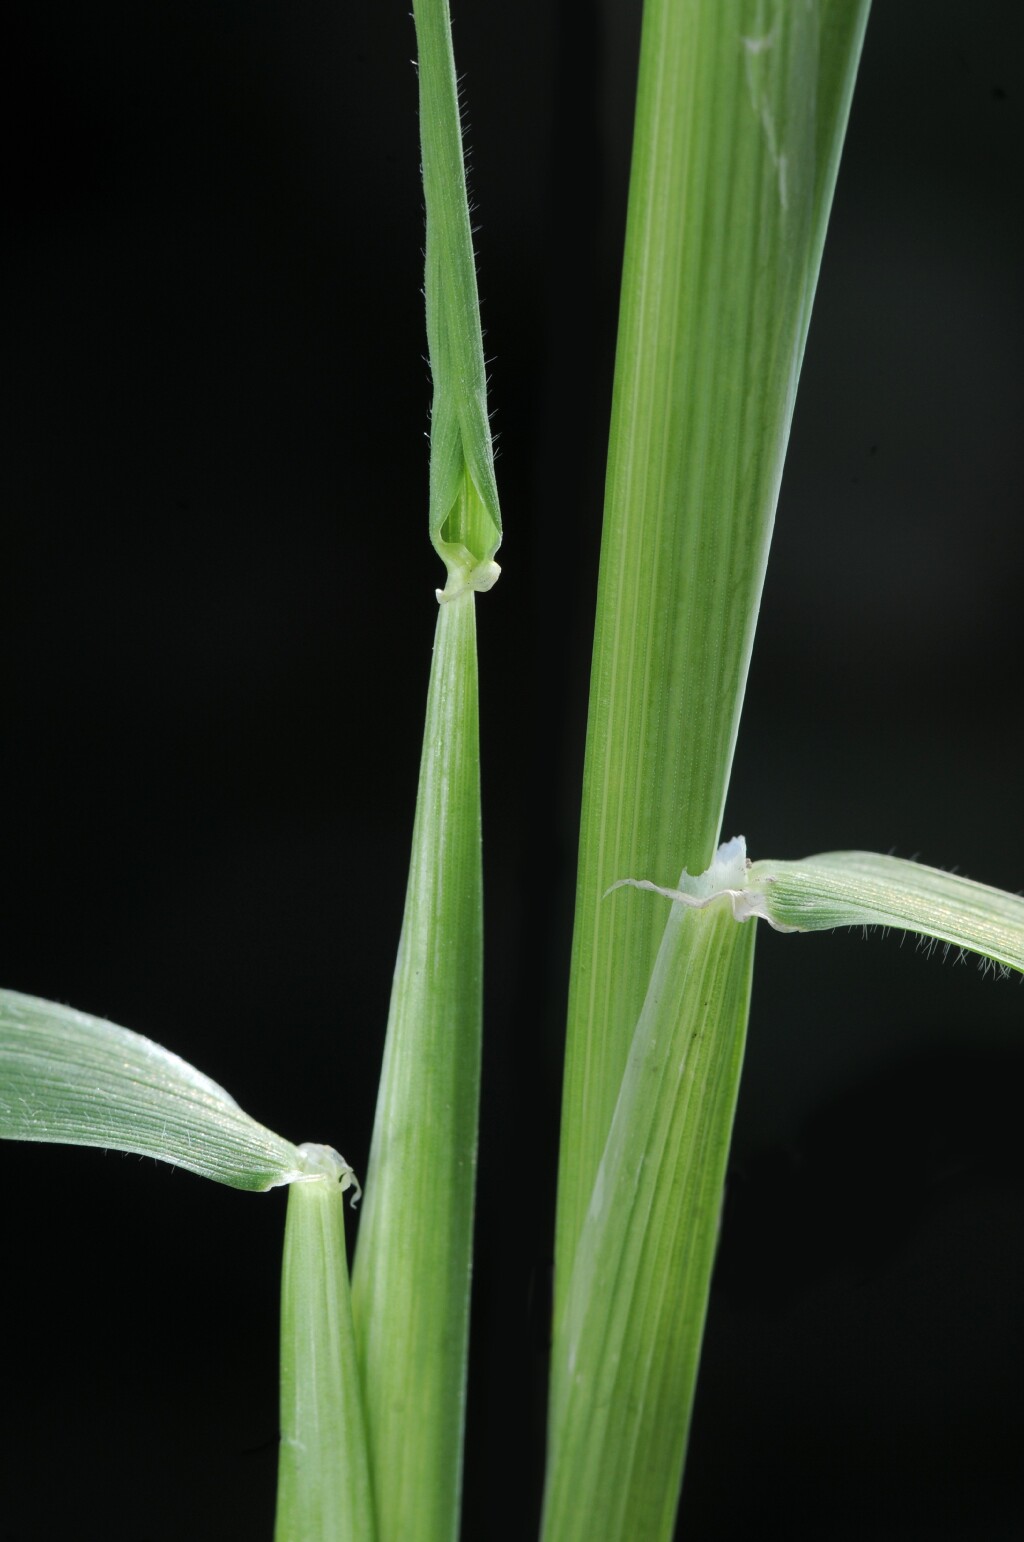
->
xmin=0 ymin=986 xmax=311 ymax=1191
xmin=555 ymin=0 xmax=872 ymax=1328
xmin=415 ymin=0 xmax=502 ymax=591
xmin=750 ymin=850 xmax=1024 ymax=974
xmin=276 ymin=1150 xmax=376 ymax=1542
xmin=543 ymin=900 xmax=756 ymax=1542
xmin=350 ymin=590 xmax=482 ymax=1542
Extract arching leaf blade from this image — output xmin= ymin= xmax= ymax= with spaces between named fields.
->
xmin=752 ymin=851 xmax=1024 ymax=974
xmin=0 ymin=986 xmax=304 ymax=1191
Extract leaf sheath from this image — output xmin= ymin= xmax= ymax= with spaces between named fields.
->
xmin=350 ymin=592 xmax=482 ymax=1542
xmin=276 ymin=1170 xmax=376 ymax=1542
xmin=543 ymin=901 xmax=756 ymax=1542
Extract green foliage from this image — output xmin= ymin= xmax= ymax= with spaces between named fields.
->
xmin=543 ymin=901 xmax=756 ymax=1542
xmin=753 ymin=850 xmax=1024 ymax=972
xmin=4 ymin=3 xmax=1022 ymax=1541
xmin=414 ymin=0 xmax=502 ymax=592
xmin=347 ymin=6 xmax=496 ymax=1539
xmin=350 ymin=594 xmax=483 ymax=1542
xmin=276 ymin=1161 xmax=376 ymax=1542
xmin=610 ymin=845 xmax=1024 ymax=977
xmin=0 ymin=987 xmax=308 ymax=1192
xmin=554 ymin=0 xmax=872 ymax=1329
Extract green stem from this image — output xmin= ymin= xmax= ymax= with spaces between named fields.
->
xmin=276 ymin=1164 xmax=376 ymax=1542
xmin=554 ymin=0 xmax=871 ymax=1338
xmin=543 ymin=902 xmax=755 ymax=1542
xmin=351 ymin=591 xmax=482 ymax=1542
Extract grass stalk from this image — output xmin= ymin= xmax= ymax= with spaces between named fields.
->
xmin=415 ymin=0 xmax=501 ymax=589
xmin=546 ymin=2 xmax=871 ymax=1535
xmin=350 ymin=591 xmax=483 ymax=1542
xmin=544 ymin=899 xmax=756 ymax=1542
xmin=348 ymin=4 xmax=499 ymax=1536
xmin=276 ymin=1156 xmax=376 ymax=1542
xmin=554 ymin=0 xmax=871 ymax=1325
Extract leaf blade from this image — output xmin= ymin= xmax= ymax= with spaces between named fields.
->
xmin=555 ymin=0 xmax=872 ymax=1328
xmin=348 ymin=4 xmax=498 ymax=1535
xmin=415 ymin=0 xmax=501 ymax=584
xmin=752 ymin=850 xmax=1024 ymax=974
xmin=0 ymin=987 xmax=304 ymax=1191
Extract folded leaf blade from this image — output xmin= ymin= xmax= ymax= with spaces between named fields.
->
xmin=0 ymin=987 xmax=304 ymax=1190
xmin=416 ymin=0 xmax=502 ymax=585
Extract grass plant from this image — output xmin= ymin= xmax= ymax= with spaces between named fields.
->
xmin=3 ymin=2 xmax=1022 ymax=1539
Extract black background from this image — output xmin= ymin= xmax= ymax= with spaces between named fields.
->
xmin=3 ymin=3 xmax=1023 ymax=1538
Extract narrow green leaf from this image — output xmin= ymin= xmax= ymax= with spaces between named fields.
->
xmin=350 ymin=591 xmax=482 ymax=1542
xmin=348 ymin=5 xmax=496 ymax=1535
xmin=609 ymin=844 xmax=1024 ymax=974
xmin=415 ymin=0 xmax=502 ymax=591
xmin=547 ymin=2 xmax=872 ymax=1535
xmin=543 ymin=901 xmax=756 ymax=1542
xmin=276 ymin=1150 xmax=376 ymax=1542
xmin=0 ymin=986 xmax=310 ymax=1191
xmin=750 ymin=850 xmax=1024 ymax=974
xmin=555 ymin=0 xmax=871 ymax=1328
